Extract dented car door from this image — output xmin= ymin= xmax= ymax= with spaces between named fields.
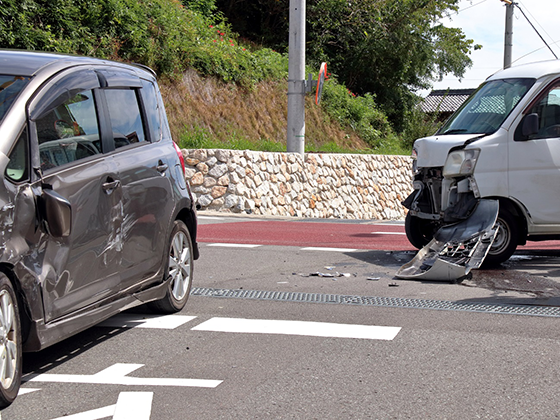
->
xmin=28 ymin=69 xmax=124 ymax=322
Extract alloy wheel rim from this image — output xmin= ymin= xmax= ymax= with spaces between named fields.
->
xmin=0 ymin=290 xmax=17 ymax=389
xmin=169 ymin=231 xmax=191 ymax=301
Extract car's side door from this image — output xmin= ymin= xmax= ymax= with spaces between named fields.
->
xmin=28 ymin=68 xmax=124 ymax=322
xmin=95 ymin=70 xmax=176 ymax=292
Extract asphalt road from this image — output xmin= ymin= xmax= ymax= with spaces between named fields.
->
xmin=4 ymin=213 xmax=560 ymax=420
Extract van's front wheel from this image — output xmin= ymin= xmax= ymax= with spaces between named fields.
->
xmin=484 ymin=209 xmax=519 ymax=266
xmin=405 ymin=213 xmax=439 ymax=249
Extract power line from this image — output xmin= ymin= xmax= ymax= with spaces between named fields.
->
xmin=513 ymin=2 xmax=558 ymax=59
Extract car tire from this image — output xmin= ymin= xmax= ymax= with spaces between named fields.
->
xmin=405 ymin=213 xmax=438 ymax=249
xmin=483 ymin=209 xmax=519 ymax=266
xmin=0 ymin=273 xmax=22 ymax=408
xmin=150 ymin=220 xmax=193 ymax=314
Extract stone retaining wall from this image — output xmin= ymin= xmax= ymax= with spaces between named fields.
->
xmin=182 ymin=149 xmax=413 ymax=220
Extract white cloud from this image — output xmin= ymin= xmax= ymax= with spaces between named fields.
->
xmin=429 ymin=0 xmax=560 ymax=93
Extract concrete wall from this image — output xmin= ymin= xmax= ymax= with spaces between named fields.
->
xmin=182 ymin=149 xmax=413 ymax=220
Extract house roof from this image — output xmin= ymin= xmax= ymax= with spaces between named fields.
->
xmin=421 ymin=88 xmax=476 ymax=113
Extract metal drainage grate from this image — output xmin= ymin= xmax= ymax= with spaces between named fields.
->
xmin=191 ymin=287 xmax=560 ymax=318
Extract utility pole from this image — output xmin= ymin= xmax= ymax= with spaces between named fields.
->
xmin=502 ymin=0 xmax=514 ymax=69
xmin=287 ymin=0 xmax=305 ymax=155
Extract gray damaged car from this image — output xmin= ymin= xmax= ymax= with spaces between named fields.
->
xmin=0 ymin=50 xmax=199 ymax=406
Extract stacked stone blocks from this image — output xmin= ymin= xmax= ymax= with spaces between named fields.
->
xmin=183 ymin=149 xmax=413 ymax=220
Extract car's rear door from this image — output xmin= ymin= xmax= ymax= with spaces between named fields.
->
xmin=95 ymin=69 xmax=176 ymax=292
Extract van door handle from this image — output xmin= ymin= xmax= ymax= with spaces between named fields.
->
xmin=102 ymin=179 xmax=121 ymax=194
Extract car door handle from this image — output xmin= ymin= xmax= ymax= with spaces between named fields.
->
xmin=102 ymin=179 xmax=121 ymax=194
xmin=157 ymin=161 xmax=168 ymax=173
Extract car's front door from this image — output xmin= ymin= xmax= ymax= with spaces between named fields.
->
xmin=29 ymin=69 xmax=124 ymax=322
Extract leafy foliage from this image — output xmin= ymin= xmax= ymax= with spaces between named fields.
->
xmin=0 ymin=0 xmax=287 ymax=85
xmin=215 ymin=0 xmax=475 ymax=132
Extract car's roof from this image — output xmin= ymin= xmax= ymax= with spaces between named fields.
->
xmin=0 ymin=49 xmax=151 ymax=77
xmin=486 ymin=59 xmax=560 ymax=81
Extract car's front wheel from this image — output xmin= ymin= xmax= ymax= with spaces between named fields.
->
xmin=0 ymin=273 xmax=21 ymax=408
xmin=150 ymin=220 xmax=194 ymax=314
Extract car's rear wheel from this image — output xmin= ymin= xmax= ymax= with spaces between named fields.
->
xmin=0 ymin=274 xmax=21 ymax=408
xmin=150 ymin=220 xmax=193 ymax=314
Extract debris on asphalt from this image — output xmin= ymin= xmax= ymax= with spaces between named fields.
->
xmin=388 ymin=282 xmax=399 ymax=287
xmin=367 ymin=277 xmax=381 ymax=281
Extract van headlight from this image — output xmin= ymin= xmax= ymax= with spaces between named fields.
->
xmin=411 ymin=147 xmax=418 ymax=174
xmin=443 ymin=149 xmax=480 ymax=177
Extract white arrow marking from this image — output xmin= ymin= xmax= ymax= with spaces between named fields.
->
xmin=24 ymin=363 xmax=222 ymax=388
xmin=193 ymin=317 xmax=401 ymax=340
xmin=18 ymin=387 xmax=41 ymax=395
xmin=113 ymin=392 xmax=153 ymax=420
xmin=97 ymin=314 xmax=196 ymax=329
xmin=48 ymin=392 xmax=153 ymax=420
xmin=50 ymin=404 xmax=115 ymax=420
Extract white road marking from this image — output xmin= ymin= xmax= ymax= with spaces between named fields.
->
xmin=193 ymin=317 xmax=401 ymax=340
xmin=49 ymin=404 xmax=115 ymax=420
xmin=370 ymin=231 xmax=406 ymax=235
xmin=25 ymin=363 xmax=222 ymax=388
xmin=18 ymin=387 xmax=40 ymax=396
xmin=48 ymin=392 xmax=153 ymax=420
xmin=97 ymin=314 xmax=196 ymax=329
xmin=113 ymin=392 xmax=153 ymax=420
xmin=301 ymin=247 xmax=358 ymax=252
xmin=207 ymin=243 xmax=262 ymax=248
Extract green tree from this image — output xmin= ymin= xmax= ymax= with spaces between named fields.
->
xmin=214 ymin=0 xmax=476 ymax=132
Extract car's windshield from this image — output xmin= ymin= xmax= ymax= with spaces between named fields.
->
xmin=438 ymin=78 xmax=535 ymax=135
xmin=0 ymin=75 xmax=31 ymax=123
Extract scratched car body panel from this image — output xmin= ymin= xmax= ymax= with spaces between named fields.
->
xmin=0 ymin=50 xmax=198 ymax=407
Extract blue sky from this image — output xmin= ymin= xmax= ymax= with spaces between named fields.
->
xmin=428 ymin=0 xmax=560 ymax=93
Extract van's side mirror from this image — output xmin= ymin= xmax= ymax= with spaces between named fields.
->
xmin=40 ymin=189 xmax=72 ymax=238
xmin=521 ymin=113 xmax=539 ymax=137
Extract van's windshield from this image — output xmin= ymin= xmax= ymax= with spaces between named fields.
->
xmin=0 ymin=75 xmax=31 ymax=123
xmin=438 ymin=78 xmax=535 ymax=135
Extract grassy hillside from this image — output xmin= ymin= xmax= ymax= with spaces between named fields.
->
xmin=161 ymin=70 xmax=371 ymax=153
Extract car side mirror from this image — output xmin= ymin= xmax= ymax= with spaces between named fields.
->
xmin=40 ymin=189 xmax=72 ymax=238
xmin=521 ymin=113 xmax=539 ymax=137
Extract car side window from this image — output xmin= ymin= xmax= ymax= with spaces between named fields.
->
xmin=141 ymin=80 xmax=162 ymax=142
xmin=6 ymin=126 xmax=29 ymax=182
xmin=525 ymin=84 xmax=560 ymax=140
xmin=104 ymin=89 xmax=146 ymax=149
xmin=36 ymin=89 xmax=101 ymax=171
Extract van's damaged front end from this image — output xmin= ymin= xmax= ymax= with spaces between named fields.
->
xmin=399 ymin=137 xmax=493 ymax=281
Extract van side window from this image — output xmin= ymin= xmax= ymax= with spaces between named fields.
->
xmin=6 ymin=127 xmax=28 ymax=182
xmin=36 ymin=89 xmax=101 ymax=171
xmin=104 ymin=89 xmax=146 ymax=149
xmin=525 ymin=84 xmax=560 ymax=140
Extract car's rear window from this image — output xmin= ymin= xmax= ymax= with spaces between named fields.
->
xmin=0 ymin=75 xmax=31 ymax=122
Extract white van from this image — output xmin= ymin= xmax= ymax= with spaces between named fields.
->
xmin=403 ymin=60 xmax=560 ymax=265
